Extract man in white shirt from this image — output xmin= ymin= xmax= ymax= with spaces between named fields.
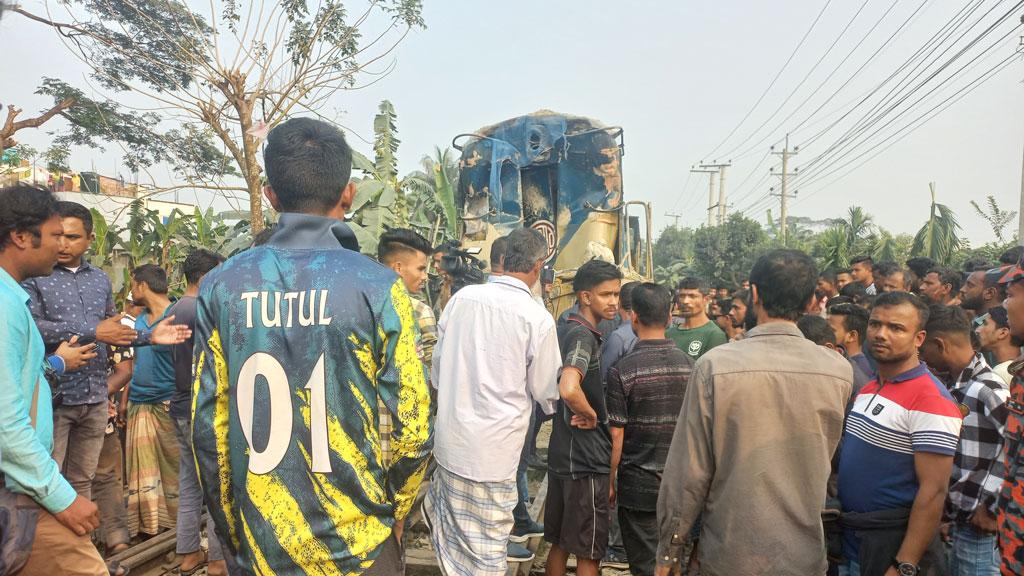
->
xmin=425 ymin=228 xmax=561 ymax=576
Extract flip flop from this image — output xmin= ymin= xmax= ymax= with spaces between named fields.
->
xmin=106 ymin=560 xmax=130 ymax=576
xmin=172 ymin=561 xmax=207 ymax=576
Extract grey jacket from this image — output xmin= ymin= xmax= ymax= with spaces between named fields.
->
xmin=656 ymin=322 xmax=853 ymax=575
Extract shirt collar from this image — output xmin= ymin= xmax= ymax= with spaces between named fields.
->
xmin=566 ymin=311 xmax=602 ymax=338
xmin=886 ymin=361 xmax=931 ymax=383
xmin=0 ymin=266 xmax=29 ymax=305
xmin=267 ymin=213 xmax=360 ymax=251
xmin=744 ymin=322 xmax=805 ymax=340
xmin=489 ymin=274 xmax=533 ymax=295
xmin=56 ymin=259 xmax=92 ymax=273
xmin=954 ymin=353 xmax=990 ymax=389
xmin=633 ymin=339 xmax=673 ymax=349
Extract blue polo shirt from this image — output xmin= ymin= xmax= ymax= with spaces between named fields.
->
xmin=128 ymin=308 xmax=176 ymax=404
xmin=0 ymin=267 xmax=77 ymax=513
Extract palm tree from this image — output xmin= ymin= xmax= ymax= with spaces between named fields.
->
xmin=912 ymin=182 xmax=963 ymax=264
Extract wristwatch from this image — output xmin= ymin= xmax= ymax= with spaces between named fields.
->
xmin=891 ymin=558 xmax=920 ymax=576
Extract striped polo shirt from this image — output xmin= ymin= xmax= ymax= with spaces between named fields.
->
xmin=838 ymin=362 xmax=963 ymax=555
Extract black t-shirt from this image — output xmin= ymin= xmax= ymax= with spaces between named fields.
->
xmin=168 ymin=295 xmax=197 ymax=420
xmin=548 ymin=313 xmax=612 ymax=479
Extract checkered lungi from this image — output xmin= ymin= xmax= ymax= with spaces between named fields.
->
xmin=423 ymin=465 xmax=518 ymax=576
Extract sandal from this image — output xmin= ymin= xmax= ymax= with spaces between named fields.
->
xmin=172 ymin=552 xmax=208 ymax=576
xmin=106 ymin=560 xmax=130 ymax=576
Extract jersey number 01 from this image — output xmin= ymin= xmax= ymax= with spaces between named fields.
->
xmin=236 ymin=352 xmax=331 ymax=474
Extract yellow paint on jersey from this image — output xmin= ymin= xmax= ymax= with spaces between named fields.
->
xmin=246 ymin=469 xmax=338 ymax=574
xmin=343 ymin=379 xmax=383 ymax=464
xmin=205 ymin=330 xmax=238 ymax=545
xmin=349 ymin=334 xmax=379 ymax=385
xmin=239 ymin=508 xmax=274 ymax=576
xmin=296 ymin=442 xmax=390 ymax=571
xmin=387 ymin=281 xmax=433 ymax=519
xmin=299 ymin=392 xmax=386 ymax=506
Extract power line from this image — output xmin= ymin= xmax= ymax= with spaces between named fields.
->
xmin=791 ymin=45 xmax=1023 ymax=205
xmin=700 ymin=0 xmax=835 ymax=161
xmin=792 ymin=13 xmax=1024 ymax=188
xmin=728 ymin=0 xmax=928 ymax=162
xmin=797 ymin=0 xmax=991 ymax=150
xmin=715 ymin=0 xmax=874 ymax=161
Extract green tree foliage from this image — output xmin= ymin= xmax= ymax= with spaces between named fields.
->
xmin=14 ymin=0 xmax=425 ymax=230
xmin=692 ymin=214 xmax=769 ymax=287
xmin=912 ymin=184 xmax=964 ymax=264
xmin=970 ymin=196 xmax=1017 ymax=244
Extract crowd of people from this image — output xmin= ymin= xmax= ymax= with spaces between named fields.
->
xmin=1 ymin=115 xmax=1024 ymax=576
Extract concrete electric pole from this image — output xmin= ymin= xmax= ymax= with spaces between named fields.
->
xmin=690 ymin=167 xmax=720 ymax=227
xmin=699 ymin=162 xmax=732 ymax=225
xmin=771 ymin=135 xmax=799 ymax=244
xmin=665 ymin=212 xmax=682 ymax=227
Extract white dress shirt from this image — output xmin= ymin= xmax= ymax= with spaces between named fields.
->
xmin=431 ymin=275 xmax=561 ymax=482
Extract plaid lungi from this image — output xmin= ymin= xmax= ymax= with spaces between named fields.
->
xmin=126 ymin=401 xmax=180 ymax=537
xmin=423 ymin=465 xmax=518 ymax=576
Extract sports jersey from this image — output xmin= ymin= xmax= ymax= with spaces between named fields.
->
xmin=192 ymin=213 xmax=432 ymax=575
xmin=838 ymin=361 xmax=963 ymax=557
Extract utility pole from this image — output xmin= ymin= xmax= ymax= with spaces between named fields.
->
xmin=690 ymin=167 xmax=719 ymax=227
xmin=770 ymin=135 xmax=799 ymax=244
xmin=699 ymin=162 xmax=732 ymax=225
xmin=665 ymin=212 xmax=682 ymax=227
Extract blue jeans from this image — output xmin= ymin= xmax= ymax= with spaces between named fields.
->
xmin=173 ymin=417 xmax=225 ymax=561
xmin=949 ymin=522 xmax=999 ymax=576
xmin=513 ymin=411 xmax=534 ymax=527
xmin=839 ymin=559 xmax=860 ymax=576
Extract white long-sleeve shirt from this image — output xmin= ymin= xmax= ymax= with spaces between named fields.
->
xmin=431 ymin=275 xmax=561 ymax=482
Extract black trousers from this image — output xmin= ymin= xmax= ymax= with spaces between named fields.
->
xmin=618 ymin=506 xmax=658 ymax=576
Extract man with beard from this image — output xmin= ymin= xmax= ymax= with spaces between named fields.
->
xmin=837 ymin=292 xmax=963 ymax=576
xmin=960 ymin=266 xmax=1008 ymax=329
xmin=728 ymin=288 xmax=750 ymax=340
xmin=669 ymin=277 xmax=727 ymax=359
xmin=920 ymin=267 xmax=962 ymax=306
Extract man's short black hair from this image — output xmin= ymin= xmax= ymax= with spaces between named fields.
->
xmin=797 ymin=314 xmax=837 ymax=346
xmin=873 ymin=291 xmax=930 ymax=331
xmin=182 ymin=249 xmax=224 ymax=285
xmin=749 ymin=249 xmax=818 ymax=322
xmin=676 ymin=276 xmax=709 ymax=294
xmin=133 ymin=263 xmax=169 ymax=294
xmin=819 ymin=269 xmax=837 ymax=285
xmin=826 ymin=295 xmax=855 ymax=308
xmin=732 ymin=288 xmax=750 ymax=304
xmin=377 ymin=228 xmax=433 ymax=264
xmin=837 ymin=268 xmax=853 ymax=277
xmin=1000 ymin=246 xmax=1023 ymax=265
xmin=850 ymin=255 xmax=873 ymax=267
xmin=573 ymin=259 xmax=622 ymax=293
xmin=620 ymin=281 xmax=640 ymax=311
xmin=264 ymin=117 xmax=353 ymax=214
xmin=631 ymin=282 xmax=672 ymax=327
xmin=906 ymin=257 xmax=936 ymax=280
xmin=839 ymin=281 xmax=867 ymax=298
xmin=715 ymin=298 xmax=733 ymax=316
xmin=0 ymin=183 xmax=59 ymax=250
xmin=828 ymin=303 xmax=870 ymax=345
xmin=962 ymin=258 xmax=994 ymax=273
xmin=990 ymin=305 xmax=1010 ymax=330
xmin=872 ymin=261 xmax=899 ymax=278
xmin=926 ymin=266 xmax=962 ymax=294
xmin=490 ymin=235 xmax=509 ymax=269
xmin=56 ymin=201 xmax=93 ymax=235
xmin=924 ymin=304 xmax=972 ymax=340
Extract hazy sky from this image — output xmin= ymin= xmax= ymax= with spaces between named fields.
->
xmin=2 ymin=0 xmax=1022 ymax=245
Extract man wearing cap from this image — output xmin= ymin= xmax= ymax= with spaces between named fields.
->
xmin=996 ymin=258 xmax=1024 ymax=573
